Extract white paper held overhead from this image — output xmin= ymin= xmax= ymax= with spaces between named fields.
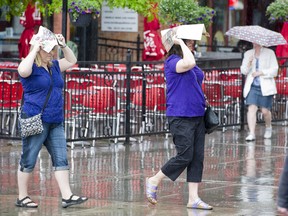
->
xmin=161 ymin=24 xmax=209 ymax=51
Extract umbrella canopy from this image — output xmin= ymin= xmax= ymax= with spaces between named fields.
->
xmin=225 ymin=25 xmax=287 ymax=47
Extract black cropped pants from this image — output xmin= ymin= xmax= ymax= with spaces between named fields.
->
xmin=161 ymin=116 xmax=205 ymax=182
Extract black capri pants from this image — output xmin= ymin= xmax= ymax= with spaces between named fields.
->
xmin=161 ymin=116 xmax=205 ymax=182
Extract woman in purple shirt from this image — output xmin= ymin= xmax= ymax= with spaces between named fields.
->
xmin=146 ymin=35 xmax=212 ymax=210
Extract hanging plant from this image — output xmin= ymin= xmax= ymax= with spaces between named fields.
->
xmin=266 ymin=0 xmax=288 ymax=23
xmin=158 ymin=0 xmax=215 ymax=28
xmin=68 ymin=0 xmax=101 ymax=22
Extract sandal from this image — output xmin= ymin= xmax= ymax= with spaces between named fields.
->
xmin=15 ymin=196 xmax=38 ymax=208
xmin=187 ymin=198 xmax=213 ymax=210
xmin=146 ymin=177 xmax=158 ymax=205
xmin=62 ymin=194 xmax=88 ymax=208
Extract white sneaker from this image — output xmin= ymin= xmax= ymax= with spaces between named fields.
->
xmin=264 ymin=127 xmax=272 ymax=139
xmin=245 ymin=134 xmax=255 ymax=141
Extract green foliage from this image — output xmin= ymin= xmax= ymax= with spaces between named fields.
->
xmin=106 ymin=0 xmax=160 ymax=20
xmin=45 ymin=0 xmax=62 ymax=17
xmin=158 ymin=0 xmax=215 ymax=28
xmin=0 ymin=0 xmax=62 ymax=21
xmin=266 ymin=0 xmax=288 ymax=23
xmin=0 ymin=0 xmax=29 ymax=20
xmin=0 ymin=0 xmax=160 ymax=22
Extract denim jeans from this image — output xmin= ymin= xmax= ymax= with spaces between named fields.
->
xmin=161 ymin=116 xmax=205 ymax=182
xmin=19 ymin=122 xmax=69 ymax=173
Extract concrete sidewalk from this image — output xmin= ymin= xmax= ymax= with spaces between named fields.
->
xmin=0 ymin=123 xmax=287 ymax=216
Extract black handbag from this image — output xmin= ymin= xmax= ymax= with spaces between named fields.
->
xmin=204 ymin=104 xmax=219 ymax=134
xmin=197 ymin=80 xmax=220 ymax=134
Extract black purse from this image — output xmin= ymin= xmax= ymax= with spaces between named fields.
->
xmin=197 ymin=80 xmax=219 ymax=134
xmin=204 ymin=103 xmax=219 ymax=134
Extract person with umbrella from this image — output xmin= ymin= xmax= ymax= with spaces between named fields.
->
xmin=226 ymin=25 xmax=286 ymax=141
xmin=240 ymin=42 xmax=278 ymax=141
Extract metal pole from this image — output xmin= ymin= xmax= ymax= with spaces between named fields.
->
xmin=83 ymin=27 xmax=86 ymax=61
xmin=140 ymin=65 xmax=147 ymax=141
xmin=124 ymin=49 xmax=132 ymax=145
xmin=137 ymin=34 xmax=140 ymax=62
xmin=62 ymin=0 xmax=67 ymax=38
xmin=95 ymin=16 xmax=98 ymax=61
xmin=240 ymin=51 xmax=245 ymax=131
xmin=141 ymin=65 xmax=147 ymax=129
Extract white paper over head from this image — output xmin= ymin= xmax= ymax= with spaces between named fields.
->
xmin=29 ymin=26 xmax=58 ymax=53
xmin=161 ymin=24 xmax=208 ymax=51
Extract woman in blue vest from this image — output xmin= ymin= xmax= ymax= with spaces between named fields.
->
xmin=16 ymin=26 xmax=87 ymax=208
xmin=146 ymin=34 xmax=212 ymax=210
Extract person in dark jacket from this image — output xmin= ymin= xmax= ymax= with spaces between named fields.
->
xmin=278 ymin=156 xmax=288 ymax=215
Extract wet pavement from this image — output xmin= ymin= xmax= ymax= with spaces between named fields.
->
xmin=0 ymin=123 xmax=287 ymax=216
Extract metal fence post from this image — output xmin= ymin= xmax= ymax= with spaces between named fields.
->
xmin=61 ymin=0 xmax=68 ymax=39
xmin=240 ymin=51 xmax=245 ymax=131
xmin=137 ymin=34 xmax=140 ymax=62
xmin=95 ymin=16 xmax=99 ymax=61
xmin=240 ymin=74 xmax=245 ymax=131
xmin=124 ymin=49 xmax=132 ymax=144
xmin=140 ymin=65 xmax=147 ymax=141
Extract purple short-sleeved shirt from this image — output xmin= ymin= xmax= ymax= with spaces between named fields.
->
xmin=20 ymin=60 xmax=64 ymax=123
xmin=164 ymin=54 xmax=205 ymax=117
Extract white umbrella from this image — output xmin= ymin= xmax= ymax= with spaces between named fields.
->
xmin=225 ymin=25 xmax=287 ymax=47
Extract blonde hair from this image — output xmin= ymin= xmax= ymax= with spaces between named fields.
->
xmin=29 ymin=45 xmax=54 ymax=67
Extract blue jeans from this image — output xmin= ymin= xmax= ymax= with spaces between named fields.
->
xmin=162 ymin=116 xmax=205 ymax=182
xmin=19 ymin=122 xmax=69 ymax=173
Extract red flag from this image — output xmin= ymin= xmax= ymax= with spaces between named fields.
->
xmin=18 ymin=3 xmax=42 ymax=58
xmin=276 ymin=22 xmax=288 ymax=65
xmin=142 ymin=17 xmax=166 ymax=61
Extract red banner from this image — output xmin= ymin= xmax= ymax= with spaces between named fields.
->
xmin=229 ymin=0 xmax=238 ymax=9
